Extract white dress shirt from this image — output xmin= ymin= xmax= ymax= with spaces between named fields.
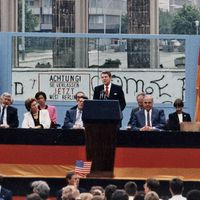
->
xmin=0 ymin=105 xmax=8 ymax=126
xmin=169 ymin=195 xmax=186 ymax=200
xmin=145 ymin=109 xmax=152 ymax=126
xmin=178 ymin=113 xmax=183 ymax=123
xmin=74 ymin=109 xmax=83 ymax=128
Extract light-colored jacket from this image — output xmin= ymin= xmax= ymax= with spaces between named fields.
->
xmin=22 ymin=110 xmax=51 ymax=128
xmin=47 ymin=105 xmax=57 ymax=124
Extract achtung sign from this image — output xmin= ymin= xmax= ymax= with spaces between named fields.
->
xmin=38 ymin=73 xmax=90 ymax=101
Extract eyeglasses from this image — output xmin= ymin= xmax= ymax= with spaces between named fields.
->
xmin=144 ymin=101 xmax=152 ymax=104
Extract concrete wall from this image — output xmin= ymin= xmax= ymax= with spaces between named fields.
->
xmin=0 ymin=32 xmax=199 ymax=129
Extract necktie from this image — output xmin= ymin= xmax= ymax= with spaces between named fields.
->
xmin=147 ymin=111 xmax=151 ymax=126
xmin=0 ymin=106 xmax=6 ymax=124
xmin=105 ymin=85 xmax=109 ymax=97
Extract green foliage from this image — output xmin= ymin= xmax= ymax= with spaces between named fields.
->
xmin=18 ymin=0 xmax=38 ymax=32
xmin=159 ymin=10 xmax=174 ymax=34
xmin=89 ymin=59 xmax=121 ymax=68
xmin=172 ymin=5 xmax=200 ymax=34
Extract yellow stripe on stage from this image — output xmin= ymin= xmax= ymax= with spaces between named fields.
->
xmin=114 ymin=167 xmax=200 ymax=181
xmin=2 ymin=164 xmax=200 ymax=181
xmin=0 ymin=164 xmax=74 ymax=178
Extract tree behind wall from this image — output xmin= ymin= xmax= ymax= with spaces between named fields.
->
xmin=172 ymin=5 xmax=200 ymax=35
xmin=18 ymin=0 xmax=38 ymax=32
xmin=159 ymin=10 xmax=174 ymax=34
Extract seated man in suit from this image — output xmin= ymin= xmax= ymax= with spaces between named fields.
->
xmin=0 ymin=175 xmax=12 ymax=200
xmin=93 ymin=71 xmax=126 ymax=111
xmin=168 ymin=98 xmax=191 ymax=131
xmin=0 ymin=92 xmax=19 ymax=128
xmin=70 ymin=91 xmax=86 ymax=110
xmin=131 ymin=95 xmax=166 ymax=131
xmin=62 ymin=96 xmax=88 ymax=129
xmin=127 ymin=92 xmax=145 ymax=129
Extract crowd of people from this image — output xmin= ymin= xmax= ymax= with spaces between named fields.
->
xmin=0 ymin=71 xmax=191 ymax=130
xmin=1 ymin=172 xmax=200 ymax=200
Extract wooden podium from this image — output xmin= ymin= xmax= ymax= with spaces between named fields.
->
xmin=82 ymin=100 xmax=122 ymax=177
xmin=180 ymin=122 xmax=200 ymax=132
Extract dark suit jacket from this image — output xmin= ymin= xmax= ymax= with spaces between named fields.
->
xmin=127 ymin=107 xmax=141 ymax=126
xmin=93 ymin=83 xmax=126 ymax=111
xmin=131 ymin=108 xmax=166 ymax=131
xmin=0 ymin=187 xmax=13 ymax=200
xmin=168 ymin=111 xmax=191 ymax=131
xmin=62 ymin=109 xmax=77 ymax=129
xmin=0 ymin=106 xmax=19 ymax=128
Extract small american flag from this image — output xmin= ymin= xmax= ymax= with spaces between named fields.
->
xmin=75 ymin=160 xmax=92 ymax=177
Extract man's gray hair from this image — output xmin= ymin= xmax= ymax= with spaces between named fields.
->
xmin=1 ymin=92 xmax=12 ymax=98
xmin=1 ymin=92 xmax=13 ymax=104
xmin=31 ymin=180 xmax=50 ymax=200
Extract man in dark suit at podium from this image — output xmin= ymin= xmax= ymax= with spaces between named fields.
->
xmin=93 ymin=71 xmax=126 ymax=111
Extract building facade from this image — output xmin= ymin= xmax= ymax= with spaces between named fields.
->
xmin=0 ymin=0 xmax=18 ymax=32
xmin=127 ymin=0 xmax=159 ymax=68
xmin=88 ymin=0 xmax=127 ymax=33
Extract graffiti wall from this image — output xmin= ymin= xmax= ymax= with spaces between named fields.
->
xmin=12 ymin=69 xmax=185 ymax=104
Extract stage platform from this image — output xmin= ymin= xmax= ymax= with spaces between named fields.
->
xmin=1 ymin=128 xmax=200 ymax=199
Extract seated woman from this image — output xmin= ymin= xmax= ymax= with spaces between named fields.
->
xmin=35 ymin=91 xmax=57 ymax=128
xmin=22 ymin=98 xmax=51 ymax=128
xmin=168 ymin=98 xmax=191 ymax=131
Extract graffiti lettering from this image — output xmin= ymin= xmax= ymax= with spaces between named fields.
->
xmin=150 ymin=75 xmax=171 ymax=97
xmin=14 ymin=82 xmax=23 ymax=95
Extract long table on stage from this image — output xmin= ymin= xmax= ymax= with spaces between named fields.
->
xmin=1 ymin=128 xmax=200 ymax=181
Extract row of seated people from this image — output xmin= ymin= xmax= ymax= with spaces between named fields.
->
xmin=0 ymin=91 xmax=191 ymax=130
xmin=127 ymin=93 xmax=191 ymax=131
xmin=0 ymin=91 xmax=88 ymax=129
xmin=1 ymin=171 xmax=200 ymax=200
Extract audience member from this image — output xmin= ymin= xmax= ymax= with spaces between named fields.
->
xmin=79 ymin=193 xmax=93 ymax=200
xmin=90 ymin=186 xmax=104 ymax=197
xmin=134 ymin=191 xmax=145 ymax=200
xmin=0 ymin=92 xmax=19 ymax=128
xmin=187 ymin=189 xmax=200 ymax=200
xmin=26 ymin=193 xmax=41 ymax=200
xmin=144 ymin=191 xmax=159 ymax=200
xmin=168 ymin=99 xmax=191 ymax=131
xmin=127 ymin=92 xmax=145 ymax=129
xmin=56 ymin=171 xmax=86 ymax=200
xmin=93 ymin=71 xmax=126 ymax=111
xmin=169 ymin=178 xmax=186 ymax=200
xmin=111 ymin=189 xmax=128 ymax=200
xmin=0 ymin=174 xmax=12 ymax=200
xmin=35 ymin=91 xmax=57 ymax=128
xmin=71 ymin=91 xmax=86 ymax=110
xmin=124 ymin=181 xmax=137 ymax=200
xmin=62 ymin=96 xmax=88 ymax=129
xmin=31 ymin=180 xmax=50 ymax=200
xmin=105 ymin=184 xmax=117 ymax=200
xmin=91 ymin=196 xmax=104 ymax=200
xmin=61 ymin=185 xmax=80 ymax=200
xmin=144 ymin=178 xmax=160 ymax=195
xmin=131 ymin=95 xmax=166 ymax=131
xmin=22 ymin=98 xmax=51 ymax=128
